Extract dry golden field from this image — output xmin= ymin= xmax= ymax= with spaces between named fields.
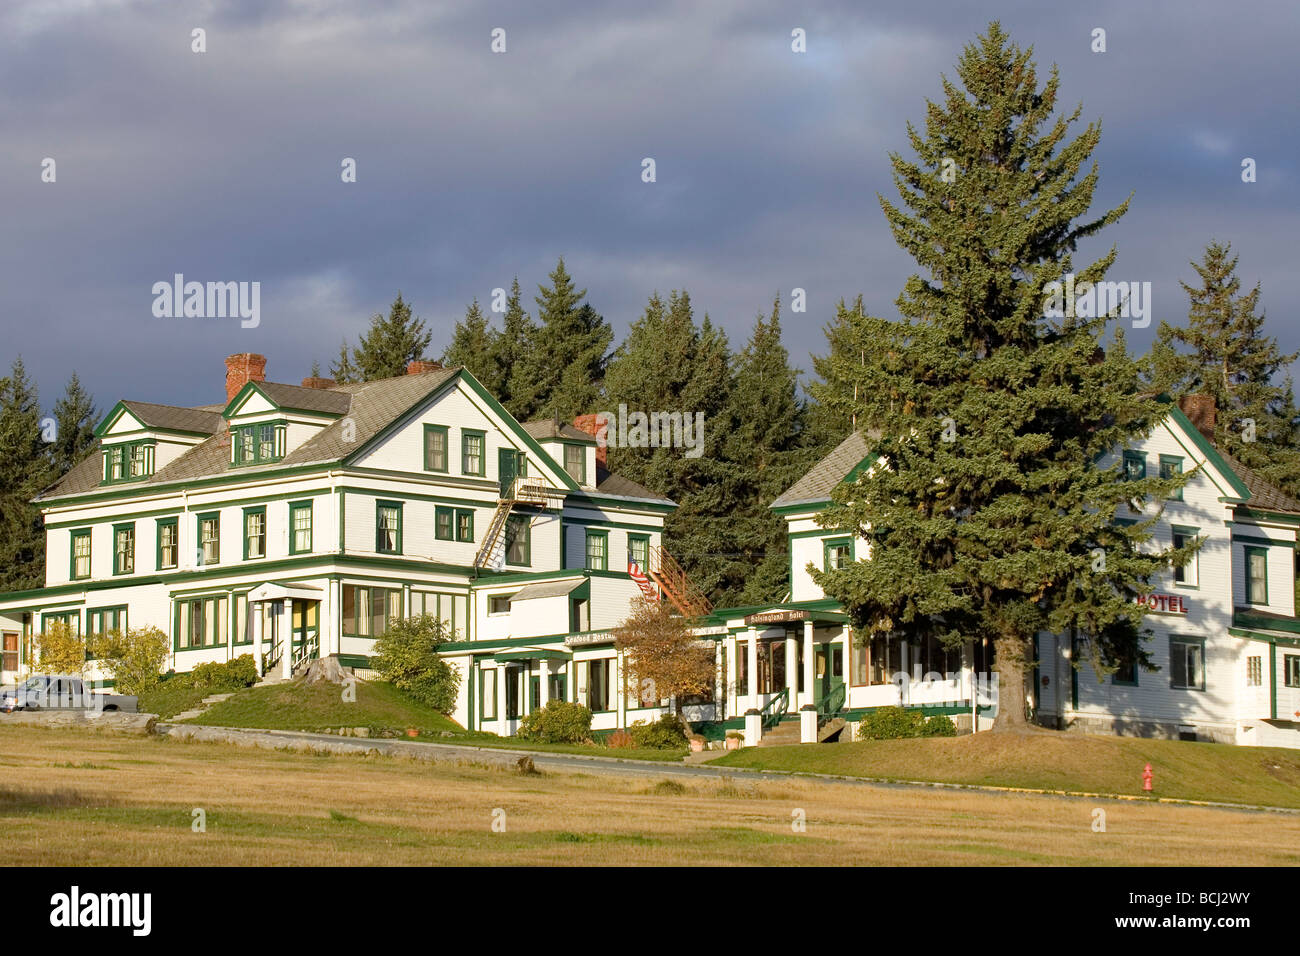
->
xmin=2 ymin=725 xmax=1297 ymax=866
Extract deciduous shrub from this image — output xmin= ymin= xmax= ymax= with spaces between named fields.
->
xmin=371 ymin=615 xmax=460 ymax=714
xmin=93 ymin=626 xmax=170 ymax=696
xmin=628 ymin=715 xmax=689 ymax=750
xmin=857 ymin=706 xmax=958 ymax=740
xmin=189 ymin=654 xmax=260 ymax=691
xmin=35 ymin=621 xmax=86 ymax=675
xmin=517 ymin=700 xmax=594 ymax=744
xmin=606 ymin=729 xmax=636 ymax=749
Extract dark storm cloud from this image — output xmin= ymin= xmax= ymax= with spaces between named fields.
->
xmin=0 ymin=0 xmax=1295 ymax=409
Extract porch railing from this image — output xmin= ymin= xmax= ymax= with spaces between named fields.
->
xmin=262 ymin=640 xmax=282 ymax=676
xmin=292 ymin=632 xmax=320 ymax=671
xmin=760 ymin=687 xmax=790 ymax=730
xmin=816 ymin=683 xmax=846 ymax=723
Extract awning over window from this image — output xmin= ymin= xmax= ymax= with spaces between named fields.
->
xmin=493 ymin=648 xmax=573 ymax=663
xmin=507 ymin=578 xmax=587 ymax=602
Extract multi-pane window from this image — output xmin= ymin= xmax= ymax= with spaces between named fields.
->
xmin=1245 ymin=546 xmax=1268 ymax=604
xmin=1159 ymin=455 xmax=1184 ymax=500
xmin=825 ymin=538 xmax=852 ymax=571
xmin=435 ymin=506 xmax=454 ymax=541
xmin=1122 ymin=451 xmax=1147 ymax=481
xmin=1112 ymin=655 xmax=1137 ymax=685
xmin=488 ymin=594 xmax=513 ymax=615
xmin=340 ymin=585 xmax=401 ymax=637
xmin=462 ymin=431 xmax=485 ymax=476
xmin=232 ymin=422 xmax=286 ymax=465
xmin=376 ymin=502 xmax=402 ymax=554
xmin=86 ymin=607 xmax=127 ymax=657
xmin=1169 ymin=638 xmax=1205 ymax=690
xmin=176 ymin=596 xmax=226 ymax=650
xmin=564 ymin=444 xmax=586 ymax=484
xmin=628 ymin=534 xmax=649 ymax=572
xmin=113 ymin=524 xmax=135 ymax=575
xmin=290 ymin=502 xmax=312 ymax=554
xmin=585 ymin=530 xmax=607 ymax=571
xmin=1247 ymin=656 xmax=1263 ymax=687
xmin=103 ymin=442 xmax=154 ymax=483
xmin=157 ymin=518 xmax=178 ymax=570
xmin=1286 ymin=655 xmax=1300 ymax=689
xmin=71 ymin=530 xmax=91 ymax=580
xmin=198 ymin=514 xmax=220 ymax=565
xmin=244 ymin=508 xmax=266 ymax=559
xmin=424 ymin=425 xmax=448 ymax=472
xmin=586 ymin=658 xmax=611 ymax=711
xmin=455 ymin=509 xmax=474 ymax=544
xmin=42 ymin=611 xmax=81 ymax=638
xmin=504 ymin=515 xmax=529 ymax=566
xmin=1172 ymin=527 xmax=1197 ymax=586
xmin=1 ymin=632 xmax=17 ymax=673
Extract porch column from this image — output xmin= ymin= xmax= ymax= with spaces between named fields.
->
xmin=747 ymin=627 xmax=759 ymax=711
xmin=252 ymin=602 xmax=264 ymax=677
xmin=497 ymin=664 xmax=508 ymax=735
xmin=539 ymin=658 xmax=551 ymax=708
xmin=725 ymin=635 xmax=738 ymax=719
xmin=802 ymin=621 xmax=815 ymax=709
xmin=616 ymin=650 xmax=627 ymax=728
xmin=784 ymin=632 xmax=797 ymax=712
xmin=280 ymin=600 xmax=294 ymax=681
xmin=838 ymin=625 xmax=851 ymax=703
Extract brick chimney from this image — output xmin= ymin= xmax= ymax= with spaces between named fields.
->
xmin=572 ymin=413 xmax=607 ymax=467
xmin=1178 ymin=393 xmax=1216 ymax=441
xmin=301 ymin=376 xmax=337 ymax=390
xmin=407 ymin=359 xmax=443 ymax=375
xmin=225 ymin=353 xmax=267 ymax=403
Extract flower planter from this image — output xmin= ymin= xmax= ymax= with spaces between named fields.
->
xmin=688 ymin=736 xmax=705 ymax=753
xmin=406 ymin=727 xmax=419 ymax=738
xmin=725 ymin=736 xmax=742 ymax=751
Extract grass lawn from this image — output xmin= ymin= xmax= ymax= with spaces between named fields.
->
xmin=714 ymin=728 xmax=1300 ymax=808
xmin=137 ymin=681 xmax=213 ymax=720
xmin=185 ymin=679 xmax=462 ymax=735
xmin=187 ymin=679 xmax=686 ymax=761
xmin=1 ymin=725 xmax=1297 ymax=865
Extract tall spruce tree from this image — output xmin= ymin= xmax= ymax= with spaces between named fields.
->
xmin=330 ymin=339 xmax=359 ymax=384
xmin=604 ymin=291 xmax=742 ymax=603
xmin=724 ymin=296 xmax=815 ymax=605
xmin=0 ymin=358 xmax=54 ymax=591
xmin=811 ymin=23 xmax=1189 ymax=730
xmin=50 ymin=372 xmax=97 ymax=477
xmin=442 ymin=298 xmax=501 ymax=393
xmin=508 ymin=259 xmax=612 ymax=421
xmin=494 ymin=277 xmax=536 ymax=415
xmin=1147 ymin=242 xmax=1300 ymax=493
xmin=807 ymin=296 xmax=900 ymax=455
xmin=350 ymin=293 xmax=433 ymax=381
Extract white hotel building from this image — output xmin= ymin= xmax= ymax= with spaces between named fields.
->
xmin=1 ymin=355 xmax=1297 ymax=749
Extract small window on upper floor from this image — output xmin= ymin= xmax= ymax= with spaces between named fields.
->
xmin=564 ymin=444 xmax=586 ymax=484
xmin=1122 ymin=451 xmax=1146 ymax=481
xmin=231 ymin=422 xmax=286 ymax=466
xmin=102 ymin=441 xmax=155 ymax=483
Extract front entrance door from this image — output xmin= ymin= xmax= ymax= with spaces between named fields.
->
xmin=499 ymin=449 xmax=521 ymax=497
xmin=292 ymin=600 xmax=320 ymax=661
xmin=814 ymin=644 xmax=844 ymax=704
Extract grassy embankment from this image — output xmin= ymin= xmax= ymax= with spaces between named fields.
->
xmin=715 ymin=729 xmax=1300 ymax=808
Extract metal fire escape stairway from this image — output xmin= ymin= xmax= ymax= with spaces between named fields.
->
xmin=474 ymin=477 xmax=566 ymax=570
xmin=648 ymin=544 xmax=713 ymax=619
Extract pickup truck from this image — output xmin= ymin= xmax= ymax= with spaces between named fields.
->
xmin=0 ymin=675 xmax=138 ymax=714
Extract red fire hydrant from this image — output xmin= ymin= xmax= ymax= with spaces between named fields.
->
xmin=1142 ymin=763 xmax=1153 ymax=792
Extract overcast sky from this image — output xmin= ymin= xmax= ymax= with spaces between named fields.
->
xmin=2 ymin=0 xmax=1297 ymax=414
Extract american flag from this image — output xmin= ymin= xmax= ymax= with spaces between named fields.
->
xmin=628 ymin=560 xmax=658 ymax=601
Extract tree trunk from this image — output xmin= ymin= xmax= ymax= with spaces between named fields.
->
xmin=991 ymin=635 xmax=1031 ymax=732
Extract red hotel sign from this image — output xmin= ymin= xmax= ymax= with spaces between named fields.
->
xmin=1136 ymin=593 xmax=1189 ymax=614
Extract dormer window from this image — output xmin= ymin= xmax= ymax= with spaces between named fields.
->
xmin=102 ymin=441 xmax=155 ymax=483
xmin=232 ymin=421 xmax=287 ymax=465
xmin=564 ymin=444 xmax=586 ymax=484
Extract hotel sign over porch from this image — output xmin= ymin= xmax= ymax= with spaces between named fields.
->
xmin=744 ymin=609 xmax=811 ymax=626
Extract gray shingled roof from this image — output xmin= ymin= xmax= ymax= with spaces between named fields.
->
xmin=36 ymin=367 xmax=674 ymax=509
xmin=593 ymin=467 xmax=673 ymax=503
xmin=522 ymin=420 xmax=597 ymax=443
xmin=252 ymin=381 xmax=352 ymax=416
xmin=770 ymin=431 xmax=876 ymax=509
xmin=37 ymin=368 xmax=459 ymax=501
xmin=119 ymin=401 xmax=223 ymax=435
xmin=1218 ymin=447 xmax=1300 ymax=514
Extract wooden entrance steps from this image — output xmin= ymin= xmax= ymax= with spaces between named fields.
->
xmin=756 ymin=716 xmax=802 ymax=747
